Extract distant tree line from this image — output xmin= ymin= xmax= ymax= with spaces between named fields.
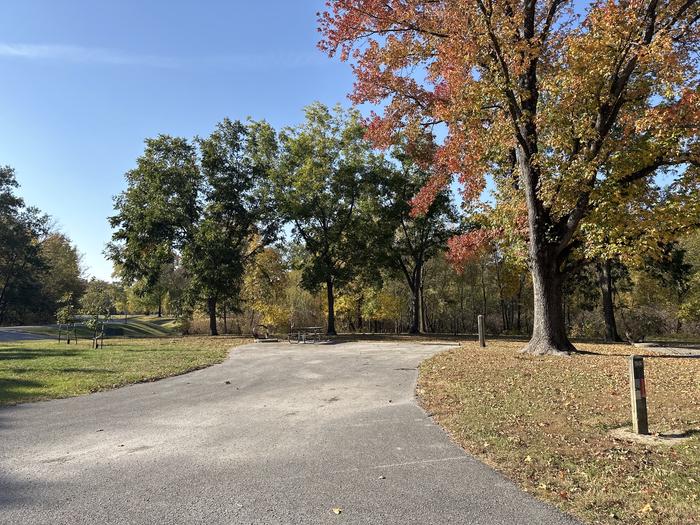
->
xmin=0 ymin=167 xmax=84 ymax=325
xmin=0 ymin=167 xmax=135 ymax=333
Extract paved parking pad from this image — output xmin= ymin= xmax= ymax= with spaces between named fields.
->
xmin=0 ymin=341 xmax=579 ymax=524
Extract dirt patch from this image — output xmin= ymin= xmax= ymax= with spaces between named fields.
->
xmin=609 ymin=427 xmax=696 ymax=446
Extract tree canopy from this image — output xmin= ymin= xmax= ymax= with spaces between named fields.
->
xmin=0 ymin=166 xmax=84 ymax=325
xmin=266 ymin=103 xmax=384 ymax=335
xmin=108 ymin=119 xmax=274 ymax=335
xmin=319 ymin=0 xmax=700 ymax=354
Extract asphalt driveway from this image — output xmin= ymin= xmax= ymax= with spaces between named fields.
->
xmin=0 ymin=328 xmax=48 ymax=342
xmin=0 ymin=341 xmax=578 ymax=524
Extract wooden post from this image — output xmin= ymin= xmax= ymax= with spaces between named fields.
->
xmin=628 ymin=355 xmax=649 ymax=435
xmin=478 ymin=314 xmax=486 ymax=347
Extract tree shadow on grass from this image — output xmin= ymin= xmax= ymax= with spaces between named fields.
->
xmin=0 ymin=377 xmax=46 ymax=406
xmin=55 ymin=367 xmax=116 ymax=374
xmin=571 ymin=348 xmax=700 ymax=359
xmin=0 ymin=347 xmax=82 ymax=361
xmin=568 ymin=348 xmax=633 ymax=358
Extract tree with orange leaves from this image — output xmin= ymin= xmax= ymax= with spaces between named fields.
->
xmin=319 ymin=0 xmax=700 ymax=354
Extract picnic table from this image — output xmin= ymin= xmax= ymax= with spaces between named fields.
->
xmin=288 ymin=326 xmax=323 ymax=344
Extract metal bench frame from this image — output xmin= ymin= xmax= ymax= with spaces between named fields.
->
xmin=288 ymin=326 xmax=322 ymax=344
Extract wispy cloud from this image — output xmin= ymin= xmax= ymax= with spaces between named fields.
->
xmin=202 ymin=52 xmax=327 ymax=70
xmin=0 ymin=43 xmax=180 ymax=68
xmin=0 ymin=43 xmax=328 ymax=70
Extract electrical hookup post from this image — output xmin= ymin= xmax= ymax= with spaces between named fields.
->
xmin=628 ymin=355 xmax=649 ymax=435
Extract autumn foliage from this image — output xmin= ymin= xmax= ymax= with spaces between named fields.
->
xmin=320 ymin=0 xmax=699 ymax=353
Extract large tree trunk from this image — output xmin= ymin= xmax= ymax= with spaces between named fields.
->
xmin=326 ymin=279 xmax=337 ymax=336
xmin=598 ymin=260 xmax=622 ymax=342
xmin=519 ymin=145 xmax=576 ymax=355
xmin=522 ymin=253 xmax=576 ymax=355
xmin=207 ymin=297 xmax=218 ymax=336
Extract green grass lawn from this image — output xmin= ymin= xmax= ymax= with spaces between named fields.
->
xmin=0 ymin=336 xmax=249 ymax=406
xmin=13 ymin=315 xmax=179 ymax=339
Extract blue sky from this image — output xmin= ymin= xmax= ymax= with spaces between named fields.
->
xmin=0 ymin=1 xmax=352 ymax=280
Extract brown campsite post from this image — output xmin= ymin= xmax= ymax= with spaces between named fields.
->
xmin=478 ymin=315 xmax=486 ymax=348
xmin=628 ymin=355 xmax=649 ymax=435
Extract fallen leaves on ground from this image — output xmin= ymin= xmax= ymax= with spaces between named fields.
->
xmin=417 ymin=341 xmax=700 ymax=525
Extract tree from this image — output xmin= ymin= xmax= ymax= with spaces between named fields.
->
xmin=320 ymin=0 xmax=700 ymax=354
xmin=267 ymin=103 xmax=382 ymax=336
xmin=0 ymin=168 xmax=85 ymax=325
xmin=241 ymin=246 xmax=290 ymax=334
xmin=0 ymin=166 xmax=50 ymax=325
xmin=645 ymin=243 xmax=693 ymax=332
xmin=39 ymin=233 xmax=85 ymax=320
xmin=596 ymin=260 xmax=624 ymax=342
xmin=118 ymin=260 xmax=187 ymax=318
xmin=81 ymin=279 xmax=116 ymax=348
xmin=56 ymin=292 xmax=79 ymax=344
xmin=373 ymin=149 xmax=457 ymax=333
xmin=108 ymin=135 xmax=200 ymax=292
xmin=108 ymin=120 xmax=274 ymax=335
xmin=188 ymin=119 xmax=274 ymax=335
xmin=679 ymin=231 xmax=700 ymax=325
xmin=584 ymin=161 xmax=700 ymax=340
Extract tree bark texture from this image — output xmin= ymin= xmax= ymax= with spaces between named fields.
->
xmin=207 ymin=297 xmax=218 ymax=336
xmin=326 ymin=279 xmax=337 ymax=336
xmin=598 ymin=260 xmax=622 ymax=342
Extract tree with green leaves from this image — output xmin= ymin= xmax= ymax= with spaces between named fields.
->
xmin=108 ymin=135 xmax=200 ymax=290
xmin=38 ymin=233 xmax=85 ymax=320
xmin=0 ymin=166 xmax=51 ymax=325
xmin=645 ymin=243 xmax=694 ymax=333
xmin=81 ymin=279 xmax=116 ymax=348
xmin=108 ymin=120 xmax=275 ymax=335
xmin=187 ymin=119 xmax=275 ymax=335
xmin=677 ymin=231 xmax=700 ymax=327
xmin=56 ymin=292 xmax=79 ymax=344
xmin=372 ymin=150 xmax=458 ymax=334
xmin=266 ymin=103 xmax=382 ymax=336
